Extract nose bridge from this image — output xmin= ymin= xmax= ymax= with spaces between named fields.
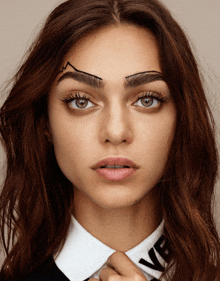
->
xmin=108 ymin=97 xmax=125 ymax=126
xmin=101 ymin=96 xmax=133 ymax=144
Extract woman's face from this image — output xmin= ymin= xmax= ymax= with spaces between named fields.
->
xmin=48 ymin=24 xmax=176 ymax=209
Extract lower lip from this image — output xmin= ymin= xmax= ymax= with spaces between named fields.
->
xmin=95 ymin=168 xmax=136 ymax=181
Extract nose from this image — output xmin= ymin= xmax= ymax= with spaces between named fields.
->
xmin=99 ymin=100 xmax=133 ymax=145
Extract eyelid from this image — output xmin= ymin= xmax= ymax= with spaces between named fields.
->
xmin=61 ymin=92 xmax=91 ymax=103
xmin=135 ymin=91 xmax=168 ymax=102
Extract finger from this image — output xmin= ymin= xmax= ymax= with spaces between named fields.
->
xmin=88 ymin=279 xmax=99 ymax=281
xmin=99 ymin=266 xmax=120 ymax=281
xmin=107 ymin=251 xmax=147 ymax=279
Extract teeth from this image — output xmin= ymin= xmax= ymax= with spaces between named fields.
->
xmin=103 ymin=165 xmax=128 ymax=169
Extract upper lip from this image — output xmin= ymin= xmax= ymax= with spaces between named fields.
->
xmin=91 ymin=157 xmax=139 ymax=169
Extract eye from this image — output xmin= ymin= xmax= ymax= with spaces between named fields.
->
xmin=69 ymin=97 xmax=94 ymax=109
xmin=62 ymin=92 xmax=95 ymax=109
xmin=133 ymin=92 xmax=167 ymax=109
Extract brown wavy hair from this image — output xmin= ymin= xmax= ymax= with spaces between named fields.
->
xmin=0 ymin=0 xmax=220 ymax=280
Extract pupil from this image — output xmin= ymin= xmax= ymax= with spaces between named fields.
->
xmin=141 ymin=97 xmax=153 ymax=107
xmin=76 ymin=98 xmax=87 ymax=108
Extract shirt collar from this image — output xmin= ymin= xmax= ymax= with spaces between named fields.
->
xmin=55 ymin=216 xmax=170 ymax=281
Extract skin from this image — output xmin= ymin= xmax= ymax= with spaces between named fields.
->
xmin=48 ymin=24 xmax=176 ymax=280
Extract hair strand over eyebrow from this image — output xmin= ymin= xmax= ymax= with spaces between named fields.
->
xmin=125 ymin=70 xmax=165 ymax=79
xmin=58 ymin=61 xmax=103 ymax=80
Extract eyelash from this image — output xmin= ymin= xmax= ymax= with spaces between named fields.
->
xmin=61 ymin=91 xmax=168 ymax=109
xmin=62 ymin=92 xmax=91 ymax=104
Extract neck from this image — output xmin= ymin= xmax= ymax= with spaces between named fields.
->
xmin=73 ymin=187 xmax=162 ymax=252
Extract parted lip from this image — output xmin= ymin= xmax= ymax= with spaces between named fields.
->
xmin=91 ymin=157 xmax=139 ymax=170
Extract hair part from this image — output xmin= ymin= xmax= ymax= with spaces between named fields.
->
xmin=0 ymin=0 xmax=219 ymax=280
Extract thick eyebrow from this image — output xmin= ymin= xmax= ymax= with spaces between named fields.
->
xmin=124 ymin=71 xmax=166 ymax=88
xmin=57 ymin=61 xmax=104 ymax=88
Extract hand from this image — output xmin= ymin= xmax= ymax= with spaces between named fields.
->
xmin=89 ymin=251 xmax=149 ymax=281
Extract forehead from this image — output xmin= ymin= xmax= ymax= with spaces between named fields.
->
xmin=61 ymin=24 xmax=161 ymax=82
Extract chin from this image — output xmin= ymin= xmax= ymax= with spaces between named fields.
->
xmin=88 ymin=188 xmax=150 ymax=210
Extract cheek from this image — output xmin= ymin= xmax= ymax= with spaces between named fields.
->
xmin=137 ymin=109 xmax=176 ymax=151
xmin=49 ymin=113 xmax=95 ymax=174
xmin=136 ymin=111 xmax=176 ymax=176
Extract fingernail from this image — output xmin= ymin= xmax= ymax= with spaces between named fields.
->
xmin=107 ymin=256 xmax=111 ymax=265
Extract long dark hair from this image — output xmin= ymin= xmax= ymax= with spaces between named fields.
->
xmin=0 ymin=0 xmax=219 ymax=280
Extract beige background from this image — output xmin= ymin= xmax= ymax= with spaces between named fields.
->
xmin=0 ymin=0 xmax=220 ymax=266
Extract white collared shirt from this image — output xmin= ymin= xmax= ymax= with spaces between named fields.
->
xmin=55 ymin=217 xmax=170 ymax=281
